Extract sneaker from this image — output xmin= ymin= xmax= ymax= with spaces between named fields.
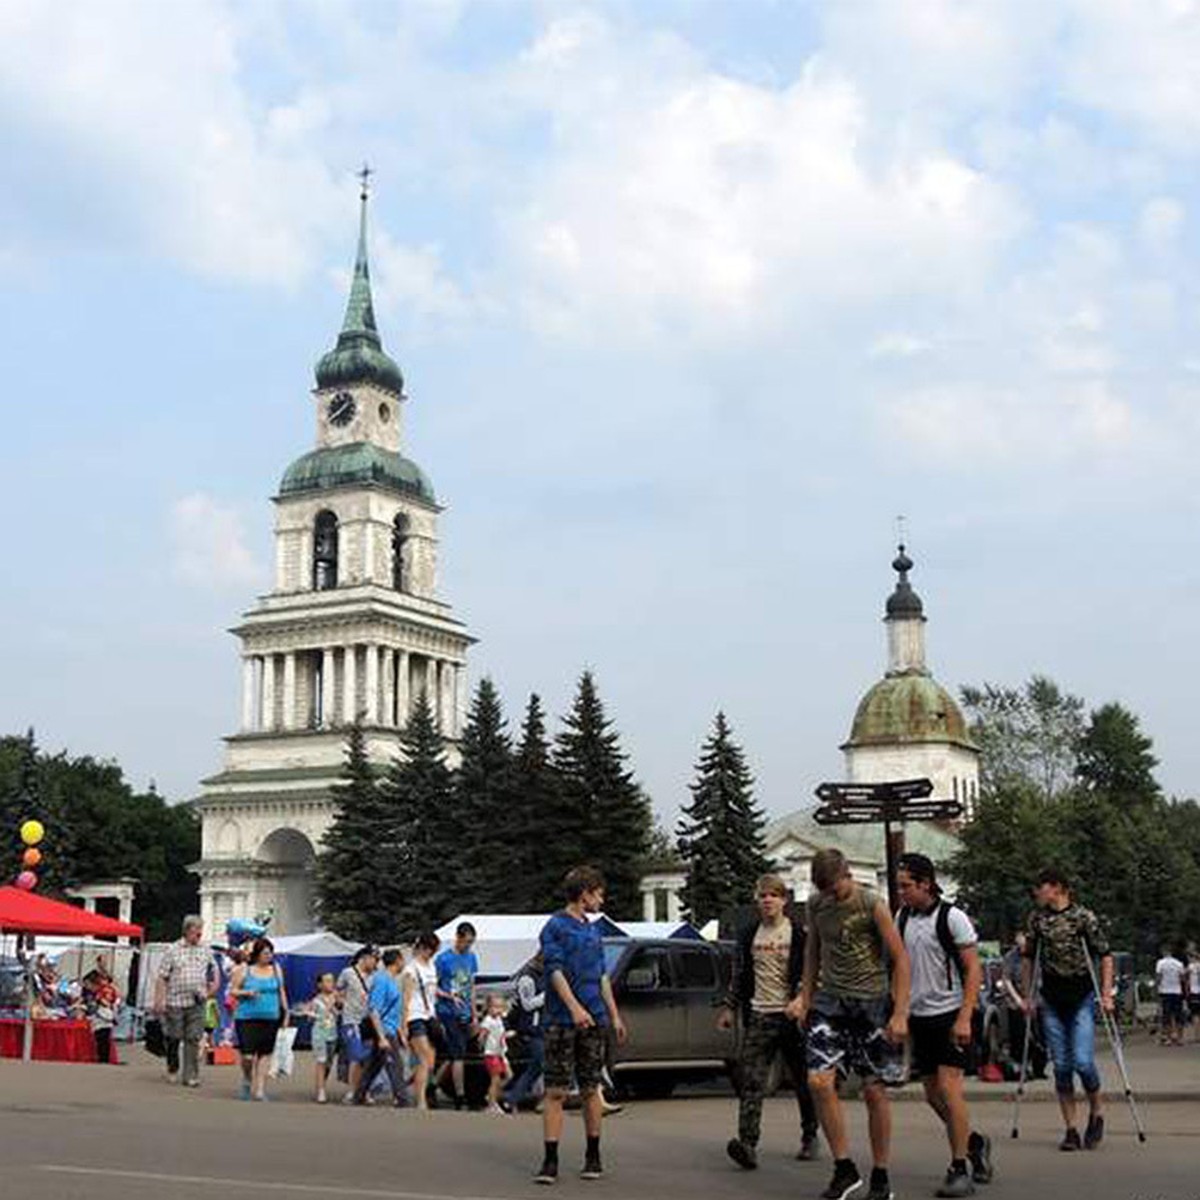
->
xmin=1083 ymin=1113 xmax=1104 ymax=1150
xmin=797 ymin=1134 xmax=820 ymax=1162
xmin=534 ymin=1159 xmax=558 ymax=1186
xmin=182 ymin=1079 xmax=200 ymax=1089
xmin=820 ymin=1160 xmax=863 ymax=1200
xmin=240 ymin=1080 xmax=252 ymax=1101
xmin=865 ymin=1168 xmax=893 ymax=1200
xmin=967 ymin=1132 xmax=993 ymax=1184
xmin=726 ymin=1139 xmax=758 ymax=1170
xmin=580 ymin=1155 xmax=603 ymax=1181
xmin=1059 ymin=1128 xmax=1082 ymax=1152
xmin=935 ymin=1166 xmax=975 ymax=1197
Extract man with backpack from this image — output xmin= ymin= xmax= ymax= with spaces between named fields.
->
xmin=505 ymin=952 xmax=546 ymax=1111
xmin=895 ymin=854 xmax=993 ymax=1197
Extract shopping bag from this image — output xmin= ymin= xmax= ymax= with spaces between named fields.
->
xmin=143 ymin=1016 xmax=166 ymax=1058
xmin=269 ymin=1026 xmax=298 ymax=1078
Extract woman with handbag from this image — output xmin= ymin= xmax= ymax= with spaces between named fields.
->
xmin=402 ymin=932 xmax=442 ymax=1111
xmin=336 ymin=946 xmax=378 ymax=1103
xmin=229 ymin=937 xmax=289 ymax=1102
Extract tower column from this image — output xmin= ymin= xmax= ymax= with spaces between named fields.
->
xmin=364 ymin=643 xmax=380 ymax=725
xmin=363 ymin=521 xmax=375 ymax=583
xmin=454 ymin=664 xmax=467 ymax=737
xmin=342 ymin=645 xmax=358 ymax=725
xmin=381 ymin=648 xmax=394 ymax=726
xmin=282 ymin=652 xmax=297 ymax=729
xmin=261 ymin=655 xmax=277 ymax=731
xmin=241 ymin=658 xmax=256 ymax=732
xmin=396 ymin=650 xmax=410 ymax=725
xmin=321 ymin=648 xmax=336 ymax=727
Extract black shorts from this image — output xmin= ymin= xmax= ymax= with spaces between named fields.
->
xmin=442 ymin=1018 xmax=472 ymax=1060
xmin=909 ymin=1012 xmax=968 ymax=1078
xmin=543 ymin=1025 xmax=607 ymax=1093
xmin=236 ymin=1018 xmax=280 ymax=1057
xmin=1161 ymin=995 xmax=1184 ymax=1022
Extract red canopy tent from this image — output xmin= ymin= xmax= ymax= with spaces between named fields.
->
xmin=0 ymin=886 xmax=143 ymax=939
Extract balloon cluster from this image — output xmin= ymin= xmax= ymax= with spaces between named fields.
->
xmin=15 ymin=820 xmax=44 ymax=890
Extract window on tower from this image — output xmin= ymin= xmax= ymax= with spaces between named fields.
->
xmin=313 ymin=510 xmax=338 ymax=591
xmin=392 ymin=512 xmax=409 ymax=592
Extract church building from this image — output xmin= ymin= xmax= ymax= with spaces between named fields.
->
xmin=192 ymin=183 xmax=474 ymax=935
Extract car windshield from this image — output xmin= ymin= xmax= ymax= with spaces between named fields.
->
xmin=603 ymin=942 xmax=627 ymax=976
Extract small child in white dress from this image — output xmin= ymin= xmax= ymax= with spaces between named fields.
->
xmin=480 ymin=993 xmax=513 ymax=1113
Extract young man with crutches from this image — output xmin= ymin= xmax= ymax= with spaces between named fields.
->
xmin=1020 ymin=868 xmax=1114 ymax=1151
xmin=895 ymin=854 xmax=993 ymax=1196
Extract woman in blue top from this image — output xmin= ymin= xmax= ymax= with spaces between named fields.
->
xmin=230 ymin=937 xmax=289 ymax=1101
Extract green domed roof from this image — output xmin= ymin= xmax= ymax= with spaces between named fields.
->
xmin=280 ymin=443 xmax=435 ymax=504
xmin=844 ymin=674 xmax=975 ymax=749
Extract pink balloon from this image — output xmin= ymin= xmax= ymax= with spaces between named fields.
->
xmin=15 ymin=871 xmax=37 ymax=891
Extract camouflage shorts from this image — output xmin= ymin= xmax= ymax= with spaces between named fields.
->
xmin=806 ymin=993 xmax=906 ymax=1085
xmin=543 ymin=1024 xmax=607 ymax=1093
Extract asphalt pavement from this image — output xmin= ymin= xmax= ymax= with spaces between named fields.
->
xmin=3 ymin=1040 xmax=1196 ymax=1200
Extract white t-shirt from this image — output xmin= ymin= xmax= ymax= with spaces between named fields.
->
xmin=1188 ymin=962 xmax=1200 ymax=997
xmin=1156 ymin=956 xmax=1185 ymax=996
xmin=403 ymin=958 xmax=438 ymax=1022
xmin=901 ymin=903 xmax=977 ymax=1017
xmin=480 ymin=1013 xmax=508 ymax=1057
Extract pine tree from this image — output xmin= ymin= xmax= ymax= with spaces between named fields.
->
xmin=676 ymin=712 xmax=772 ymax=927
xmin=381 ymin=691 xmax=457 ymax=936
xmin=552 ymin=672 xmax=652 ymax=920
xmin=315 ymin=720 xmax=393 ymax=943
xmin=454 ymin=678 xmax=515 ymax=912
xmin=512 ymin=693 xmax=564 ymax=911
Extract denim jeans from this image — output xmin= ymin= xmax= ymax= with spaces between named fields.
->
xmin=505 ymin=1033 xmax=544 ymax=1107
xmin=1040 ymin=995 xmax=1100 ymax=1096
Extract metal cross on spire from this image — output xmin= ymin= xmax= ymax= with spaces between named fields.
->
xmin=357 ymin=162 xmax=374 ymax=201
xmin=896 ymin=513 xmax=907 ymax=548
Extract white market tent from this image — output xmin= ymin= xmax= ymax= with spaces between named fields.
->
xmin=434 ymin=913 xmax=702 ymax=980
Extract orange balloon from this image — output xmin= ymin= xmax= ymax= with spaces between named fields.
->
xmin=22 ymin=848 xmax=42 ymax=868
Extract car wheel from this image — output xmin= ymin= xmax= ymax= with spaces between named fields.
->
xmin=625 ymin=1073 xmax=677 ymax=1100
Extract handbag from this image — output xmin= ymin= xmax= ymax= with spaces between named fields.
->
xmin=144 ymin=1016 xmax=166 ymax=1058
xmin=354 ymin=968 xmax=378 ymax=1042
xmin=416 ymin=972 xmax=447 ymax=1052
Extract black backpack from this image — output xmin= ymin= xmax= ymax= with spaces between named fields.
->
xmin=897 ymin=900 xmax=965 ymax=990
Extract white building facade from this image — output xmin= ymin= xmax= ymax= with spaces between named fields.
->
xmin=193 ymin=187 xmax=474 ymax=936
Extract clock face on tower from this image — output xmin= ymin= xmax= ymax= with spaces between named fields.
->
xmin=327 ymin=391 xmax=356 ymax=427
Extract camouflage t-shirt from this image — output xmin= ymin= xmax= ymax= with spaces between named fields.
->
xmin=1026 ymin=903 xmax=1110 ymax=1011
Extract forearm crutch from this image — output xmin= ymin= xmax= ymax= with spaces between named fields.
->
xmin=1081 ymin=939 xmax=1147 ymax=1143
xmin=1010 ymin=939 xmax=1040 ymax=1139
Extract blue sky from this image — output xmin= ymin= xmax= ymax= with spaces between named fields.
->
xmin=3 ymin=0 xmax=1200 ymax=823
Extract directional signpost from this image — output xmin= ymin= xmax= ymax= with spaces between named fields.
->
xmin=812 ymin=779 xmax=963 ymax=911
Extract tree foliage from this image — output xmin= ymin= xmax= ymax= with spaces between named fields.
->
xmin=510 ymin=693 xmax=563 ymax=912
xmin=676 ymin=713 xmax=772 ymax=928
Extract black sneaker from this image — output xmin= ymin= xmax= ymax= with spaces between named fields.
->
xmin=935 ymin=1165 xmax=975 ymax=1197
xmin=967 ymin=1131 xmax=993 ymax=1184
xmin=820 ymin=1160 xmax=863 ymax=1200
xmin=796 ymin=1133 xmax=820 ymax=1162
xmin=580 ymin=1155 xmax=603 ymax=1181
xmin=1083 ymin=1113 xmax=1104 ymax=1150
xmin=534 ymin=1159 xmax=558 ymax=1186
xmin=727 ymin=1139 xmax=758 ymax=1170
xmin=1059 ymin=1128 xmax=1082 ymax=1152
xmin=865 ymin=1167 xmax=893 ymax=1200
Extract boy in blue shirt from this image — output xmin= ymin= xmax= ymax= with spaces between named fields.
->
xmin=535 ymin=866 xmax=627 ymax=1185
xmin=355 ymin=948 xmax=406 ymax=1106
xmin=435 ymin=921 xmax=479 ymax=1109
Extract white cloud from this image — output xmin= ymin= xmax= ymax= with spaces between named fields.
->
xmin=169 ymin=494 xmax=261 ymax=590
xmin=1138 ymin=197 xmax=1185 ymax=251
xmin=869 ymin=333 xmax=934 ymax=360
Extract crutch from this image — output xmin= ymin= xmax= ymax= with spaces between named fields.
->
xmin=1010 ymin=939 xmax=1040 ymax=1139
xmin=1080 ymin=939 xmax=1147 ymax=1143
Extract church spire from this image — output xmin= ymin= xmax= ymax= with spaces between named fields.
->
xmin=884 ymin=542 xmax=928 ymax=675
xmin=315 ymin=166 xmax=405 ymax=396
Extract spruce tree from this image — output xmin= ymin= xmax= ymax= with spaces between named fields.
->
xmin=315 ymin=720 xmax=393 ymax=943
xmin=454 ymin=678 xmax=515 ymax=912
xmin=676 ymin=712 xmax=772 ymax=927
xmin=512 ymin=693 xmax=564 ymax=911
xmin=380 ymin=691 xmax=456 ymax=936
xmin=552 ymin=672 xmax=652 ymax=920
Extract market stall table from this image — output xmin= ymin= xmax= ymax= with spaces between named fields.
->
xmin=0 ymin=1017 xmax=117 ymax=1063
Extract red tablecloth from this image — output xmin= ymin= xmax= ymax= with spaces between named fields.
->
xmin=0 ymin=1018 xmax=118 ymax=1063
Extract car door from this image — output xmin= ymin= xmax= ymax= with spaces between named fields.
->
xmin=615 ymin=944 xmax=686 ymax=1064
xmin=672 ymin=943 xmax=733 ymax=1064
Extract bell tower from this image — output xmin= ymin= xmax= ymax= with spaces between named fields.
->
xmin=192 ymin=175 xmax=475 ymax=935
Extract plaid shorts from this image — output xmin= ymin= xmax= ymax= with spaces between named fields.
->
xmin=806 ymin=993 xmax=906 ymax=1085
xmin=543 ymin=1025 xmax=607 ymax=1093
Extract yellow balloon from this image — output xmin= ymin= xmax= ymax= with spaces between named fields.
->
xmin=19 ymin=820 xmax=44 ymax=847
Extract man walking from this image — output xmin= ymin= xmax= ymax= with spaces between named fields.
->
xmin=1154 ymin=946 xmax=1186 ymax=1047
xmin=153 ymin=915 xmax=216 ymax=1088
xmin=356 ymin=948 xmax=407 ymax=1106
xmin=895 ymin=854 xmax=993 ymax=1197
xmin=720 ymin=873 xmax=820 ymax=1169
xmin=436 ymin=921 xmax=479 ymax=1110
xmin=1020 ymin=867 xmax=1114 ymax=1151
xmin=795 ymin=849 xmax=910 ymax=1200
xmin=535 ymin=866 xmax=627 ymax=1185
xmin=505 ymin=952 xmax=546 ymax=1111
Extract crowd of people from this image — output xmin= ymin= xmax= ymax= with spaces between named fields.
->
xmin=148 ymin=854 xmax=1174 ymax=1200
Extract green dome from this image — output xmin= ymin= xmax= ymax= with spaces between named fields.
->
xmin=280 ymin=443 xmax=436 ymax=504
xmin=844 ymin=674 xmax=975 ymax=749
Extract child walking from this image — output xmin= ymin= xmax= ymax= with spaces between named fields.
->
xmin=481 ymin=993 xmax=513 ymax=1113
xmin=311 ymin=971 xmax=340 ymax=1104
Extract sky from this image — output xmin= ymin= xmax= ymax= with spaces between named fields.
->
xmin=3 ymin=0 xmax=1200 ymax=827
